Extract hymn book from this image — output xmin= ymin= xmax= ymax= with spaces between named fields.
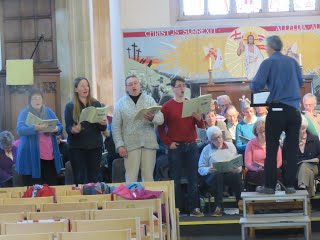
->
xmin=239 ymin=135 xmax=251 ymax=144
xmin=134 ymin=106 xmax=162 ymax=121
xmin=181 ymin=94 xmax=212 ymax=118
xmin=25 ymin=112 xmax=58 ymax=133
xmin=297 ymin=158 xmax=319 ymax=165
xmin=79 ymin=106 xmax=109 ymax=123
xmin=211 ymin=154 xmax=243 ymax=173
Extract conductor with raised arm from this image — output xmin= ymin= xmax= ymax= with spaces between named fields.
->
xmin=250 ymin=35 xmax=303 ymax=194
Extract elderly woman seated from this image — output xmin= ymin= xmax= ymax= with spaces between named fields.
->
xmin=198 ymin=126 xmax=243 ymax=217
xmin=0 ymin=131 xmax=17 ymax=187
xmin=245 ymin=120 xmax=282 ymax=186
xmin=287 ymin=116 xmax=320 ymax=197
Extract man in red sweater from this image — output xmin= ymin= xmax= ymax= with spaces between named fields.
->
xmin=159 ymin=76 xmax=205 ymax=217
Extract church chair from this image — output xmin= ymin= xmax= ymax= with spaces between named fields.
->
xmin=2 ymin=196 xmax=54 ymax=211
xmin=27 ymin=210 xmax=90 ymax=221
xmin=56 ymin=194 xmax=112 ymax=208
xmin=0 ymin=212 xmax=25 ymax=223
xmin=57 ymin=229 xmax=131 ymax=240
xmin=1 ymin=220 xmax=69 ymax=235
xmin=90 ymin=207 xmax=154 ymax=239
xmin=71 ymin=218 xmax=140 ymax=239
xmin=103 ymin=199 xmax=163 ymax=240
xmin=40 ymin=202 xmax=98 ymax=212
xmin=0 ymin=204 xmax=36 ymax=214
xmin=0 ymin=233 xmax=54 ymax=240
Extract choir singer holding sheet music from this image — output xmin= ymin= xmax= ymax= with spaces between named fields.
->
xmin=64 ymin=77 xmax=107 ymax=185
xmin=250 ymin=35 xmax=304 ymax=194
xmin=112 ymin=75 xmax=164 ymax=183
xmin=16 ymin=88 xmax=63 ymax=186
xmin=159 ymin=76 xmax=204 ymax=217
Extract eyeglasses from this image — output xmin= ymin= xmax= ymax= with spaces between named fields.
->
xmin=173 ymin=84 xmax=186 ymax=89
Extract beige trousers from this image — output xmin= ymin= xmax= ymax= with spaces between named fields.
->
xmin=297 ymin=162 xmax=318 ymax=197
xmin=124 ymin=148 xmax=156 ymax=183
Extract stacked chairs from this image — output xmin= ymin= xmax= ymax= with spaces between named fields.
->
xmin=0 ymin=181 xmax=178 ymax=240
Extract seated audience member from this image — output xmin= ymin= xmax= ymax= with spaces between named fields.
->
xmin=0 ymin=131 xmax=17 ymax=187
xmin=225 ymin=105 xmax=239 ymax=144
xmin=210 ymin=99 xmax=217 ymax=111
xmin=245 ymin=120 xmax=282 ymax=186
xmin=255 ymin=106 xmax=268 ymax=119
xmin=198 ymin=126 xmax=243 ymax=216
xmin=197 ymin=110 xmax=232 ymax=153
xmin=216 ymin=95 xmax=231 ymax=122
xmin=293 ymin=116 xmax=320 ymax=197
xmin=302 ymin=93 xmax=320 ymax=136
xmin=235 ymin=99 xmax=257 ymax=153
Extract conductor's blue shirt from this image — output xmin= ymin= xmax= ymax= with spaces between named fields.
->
xmin=250 ymin=51 xmax=303 ymax=110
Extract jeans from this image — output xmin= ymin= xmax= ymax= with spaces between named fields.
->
xmin=168 ymin=142 xmax=199 ymax=212
xmin=265 ymin=103 xmax=301 ymax=188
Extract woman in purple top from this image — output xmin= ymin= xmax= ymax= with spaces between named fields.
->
xmin=0 ymin=131 xmax=17 ymax=187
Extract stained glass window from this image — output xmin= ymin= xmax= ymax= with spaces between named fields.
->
xmin=208 ymin=0 xmax=230 ymax=15
xmin=294 ymin=0 xmax=315 ymax=10
xmin=235 ymin=0 xmax=261 ymax=13
xmin=269 ymin=0 xmax=290 ymax=12
xmin=182 ymin=0 xmax=204 ymax=15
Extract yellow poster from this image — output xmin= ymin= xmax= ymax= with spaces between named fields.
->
xmin=6 ymin=59 xmax=34 ymax=85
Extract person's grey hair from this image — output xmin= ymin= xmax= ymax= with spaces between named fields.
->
xmin=240 ymin=99 xmax=251 ymax=112
xmin=226 ymin=105 xmax=239 ymax=115
xmin=217 ymin=95 xmax=231 ymax=105
xmin=301 ymin=115 xmax=308 ymax=128
xmin=303 ymin=93 xmax=317 ymax=104
xmin=0 ymin=131 xmax=15 ymax=150
xmin=266 ymin=35 xmax=283 ymax=52
xmin=206 ymin=126 xmax=222 ymax=140
xmin=253 ymin=119 xmax=265 ymax=137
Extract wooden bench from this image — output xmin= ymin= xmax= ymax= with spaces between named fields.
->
xmin=0 ymin=233 xmax=54 ymax=240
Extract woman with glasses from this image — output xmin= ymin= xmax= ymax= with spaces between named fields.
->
xmin=0 ymin=131 xmax=17 ymax=187
xmin=198 ymin=126 xmax=243 ymax=217
xmin=112 ymin=75 xmax=164 ymax=182
xmin=16 ymin=88 xmax=63 ymax=186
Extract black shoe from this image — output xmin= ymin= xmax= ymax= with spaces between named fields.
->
xmin=256 ymin=185 xmax=275 ymax=194
xmin=285 ymin=187 xmax=296 ymax=194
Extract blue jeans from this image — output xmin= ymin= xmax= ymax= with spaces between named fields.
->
xmin=168 ymin=142 xmax=199 ymax=212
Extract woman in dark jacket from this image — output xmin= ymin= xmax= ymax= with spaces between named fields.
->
xmin=64 ymin=77 xmax=107 ymax=185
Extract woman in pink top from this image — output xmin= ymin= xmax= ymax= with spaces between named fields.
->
xmin=245 ymin=120 xmax=282 ymax=186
